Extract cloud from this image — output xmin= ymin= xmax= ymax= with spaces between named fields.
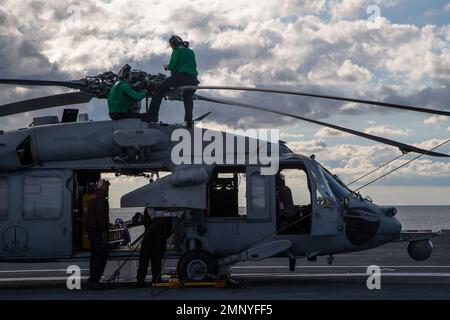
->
xmin=0 ymin=0 xmax=448 ymax=155
xmin=0 ymin=0 xmax=449 ymax=205
xmin=329 ymin=0 xmax=365 ymax=22
xmin=315 ymin=127 xmax=349 ymax=137
xmin=413 ymin=138 xmax=450 ymax=150
xmin=364 ymin=125 xmax=411 ymax=136
xmin=423 ymin=115 xmax=448 ymax=125
xmin=280 ymin=132 xmax=305 ymax=140
xmin=445 ymin=4 xmax=450 ymax=12
xmin=307 ymin=58 xmax=373 ymax=84
xmin=307 ymin=138 xmax=450 ymax=187
xmin=288 ymin=139 xmax=328 ymax=153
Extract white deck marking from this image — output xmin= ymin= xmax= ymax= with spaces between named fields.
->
xmin=0 ymin=276 xmax=89 ymax=282
xmin=1 ymin=266 xmax=450 ymax=274
xmin=233 ymin=272 xmax=450 ymax=277
xmin=2 ymin=273 xmax=450 ymax=282
xmin=0 ymin=269 xmax=89 ymax=273
xmin=229 ymin=265 xmax=450 ymax=269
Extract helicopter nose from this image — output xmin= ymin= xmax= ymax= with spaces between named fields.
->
xmin=379 ymin=216 xmax=402 ymax=242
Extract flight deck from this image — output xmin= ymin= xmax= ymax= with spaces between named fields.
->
xmin=1 ymin=232 xmax=449 ymax=300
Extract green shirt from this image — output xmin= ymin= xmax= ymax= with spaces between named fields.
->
xmin=167 ymin=47 xmax=198 ymax=77
xmin=107 ymin=80 xmax=147 ymax=113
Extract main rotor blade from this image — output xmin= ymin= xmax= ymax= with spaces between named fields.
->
xmin=186 ymin=86 xmax=450 ymax=117
xmin=196 ymin=94 xmax=450 ymax=158
xmin=0 ymin=92 xmax=93 ymax=117
xmin=194 ymin=111 xmax=212 ymax=122
xmin=0 ymin=79 xmax=86 ymax=90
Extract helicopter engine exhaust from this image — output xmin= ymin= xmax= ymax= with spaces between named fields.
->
xmin=407 ymin=240 xmax=433 ymax=261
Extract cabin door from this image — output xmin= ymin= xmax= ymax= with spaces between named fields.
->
xmin=0 ymin=170 xmax=73 ymax=259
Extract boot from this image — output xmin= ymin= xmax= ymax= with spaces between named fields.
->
xmin=87 ymin=280 xmax=105 ymax=290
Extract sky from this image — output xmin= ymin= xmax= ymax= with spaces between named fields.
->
xmin=0 ymin=0 xmax=449 ymax=206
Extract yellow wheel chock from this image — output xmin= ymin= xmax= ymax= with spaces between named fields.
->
xmin=152 ymin=278 xmax=228 ymax=288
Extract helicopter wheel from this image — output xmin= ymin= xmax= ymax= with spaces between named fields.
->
xmin=177 ymin=249 xmax=219 ymax=282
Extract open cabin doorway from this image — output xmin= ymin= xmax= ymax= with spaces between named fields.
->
xmin=276 ymin=166 xmax=312 ymax=234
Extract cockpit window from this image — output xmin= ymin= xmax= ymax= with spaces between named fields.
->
xmin=279 ymin=143 xmax=293 ymax=156
xmin=308 ymin=163 xmax=336 ymax=207
xmin=320 ymin=168 xmax=351 ymax=199
xmin=319 ymin=165 xmax=356 ymax=199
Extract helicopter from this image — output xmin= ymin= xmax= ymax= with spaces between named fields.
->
xmin=0 ymin=68 xmax=448 ymax=282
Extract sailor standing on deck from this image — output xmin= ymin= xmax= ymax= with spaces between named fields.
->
xmin=84 ymin=179 xmax=111 ymax=290
xmin=136 ymin=209 xmax=172 ymax=287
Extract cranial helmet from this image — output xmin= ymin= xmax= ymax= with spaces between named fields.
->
xmin=169 ymin=35 xmax=184 ymax=47
xmin=117 ymin=64 xmax=132 ymax=79
xmin=115 ymin=218 xmax=125 ymax=226
xmin=96 ymin=179 xmax=110 ymax=191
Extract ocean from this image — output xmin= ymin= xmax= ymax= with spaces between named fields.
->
xmin=395 ymin=205 xmax=450 ymax=231
xmin=110 ymin=205 xmax=450 ymax=241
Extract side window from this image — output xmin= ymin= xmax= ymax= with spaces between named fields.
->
xmin=0 ymin=178 xmax=8 ymax=221
xmin=208 ymin=168 xmax=247 ymax=218
xmin=250 ymin=175 xmax=265 ymax=208
xmin=247 ymin=170 xmax=270 ymax=220
xmin=23 ymin=176 xmax=63 ymax=220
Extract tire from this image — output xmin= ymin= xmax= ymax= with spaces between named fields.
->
xmin=177 ymin=249 xmax=219 ymax=282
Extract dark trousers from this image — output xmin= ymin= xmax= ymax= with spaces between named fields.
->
xmin=87 ymin=227 xmax=108 ymax=283
xmin=148 ymin=73 xmax=199 ymax=122
xmin=136 ymin=219 xmax=171 ymax=284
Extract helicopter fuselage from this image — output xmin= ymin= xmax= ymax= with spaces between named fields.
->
xmin=0 ymin=119 xmax=430 ymax=266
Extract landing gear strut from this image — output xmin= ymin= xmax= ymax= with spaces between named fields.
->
xmin=327 ymin=255 xmax=335 ymax=266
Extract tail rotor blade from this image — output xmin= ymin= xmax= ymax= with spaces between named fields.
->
xmin=196 ymin=94 xmax=449 ymax=158
xmin=0 ymin=92 xmax=94 ymax=117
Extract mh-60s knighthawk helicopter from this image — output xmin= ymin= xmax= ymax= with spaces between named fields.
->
xmin=0 ymin=68 xmax=449 ymax=282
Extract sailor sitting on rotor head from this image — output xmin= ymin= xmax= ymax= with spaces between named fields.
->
xmin=108 ymin=64 xmax=149 ymax=120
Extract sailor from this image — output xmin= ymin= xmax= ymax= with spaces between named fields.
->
xmin=148 ymin=35 xmax=199 ymax=128
xmin=136 ymin=209 xmax=172 ymax=287
xmin=108 ymin=64 xmax=149 ymax=120
xmin=276 ymin=173 xmax=298 ymax=222
xmin=84 ymin=179 xmax=111 ymax=290
xmin=115 ymin=218 xmax=131 ymax=246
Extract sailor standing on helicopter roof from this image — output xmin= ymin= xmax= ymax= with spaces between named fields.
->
xmin=108 ymin=64 xmax=149 ymax=120
xmin=148 ymin=35 xmax=199 ymax=128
